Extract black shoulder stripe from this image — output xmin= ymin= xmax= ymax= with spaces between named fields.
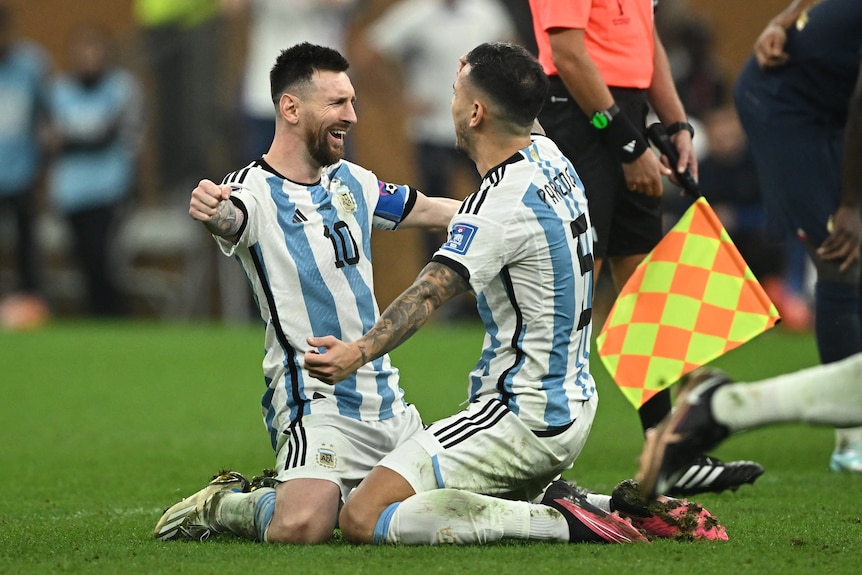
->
xmin=458 ymin=195 xmax=473 ymax=215
xmin=222 ymin=161 xmax=258 ymax=185
xmin=472 ymin=187 xmax=489 ymax=214
xmin=236 ymin=165 xmax=252 ymax=184
xmin=460 ymin=188 xmax=489 ymax=216
xmin=486 ymin=164 xmax=505 ymax=187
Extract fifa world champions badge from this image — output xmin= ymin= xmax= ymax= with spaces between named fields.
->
xmin=331 ymin=178 xmax=357 ymax=215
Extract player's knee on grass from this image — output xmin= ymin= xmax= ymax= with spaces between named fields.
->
xmin=338 ymin=497 xmax=382 ymax=544
xmin=266 ymin=505 xmax=338 ymax=544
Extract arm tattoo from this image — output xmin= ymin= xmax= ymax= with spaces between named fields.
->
xmin=360 ymin=262 xmax=471 ymax=361
xmin=204 ymin=200 xmax=242 ymax=239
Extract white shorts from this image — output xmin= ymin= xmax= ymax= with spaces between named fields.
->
xmin=274 ymin=405 xmax=424 ymax=501
xmin=377 ymin=395 xmax=597 ymax=502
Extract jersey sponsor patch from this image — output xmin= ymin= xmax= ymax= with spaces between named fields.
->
xmin=442 ymin=223 xmax=478 ymax=255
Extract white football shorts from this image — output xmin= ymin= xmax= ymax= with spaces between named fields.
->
xmin=377 ymin=395 xmax=598 ymax=502
xmin=274 ymin=404 xmax=424 ymax=501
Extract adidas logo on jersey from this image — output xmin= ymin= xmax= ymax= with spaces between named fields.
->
xmin=622 ymin=140 xmax=637 ymax=153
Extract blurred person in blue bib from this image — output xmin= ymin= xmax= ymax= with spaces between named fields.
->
xmin=45 ymin=25 xmax=144 ymax=317
xmin=0 ymin=4 xmax=51 ymax=328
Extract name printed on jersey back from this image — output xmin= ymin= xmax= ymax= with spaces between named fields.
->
xmin=536 ymin=169 xmax=578 ymax=207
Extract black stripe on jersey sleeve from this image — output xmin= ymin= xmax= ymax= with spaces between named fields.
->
xmin=237 ymin=165 xmax=252 ymax=184
xmin=400 ymin=185 xmax=419 ymax=221
xmin=228 ymin=196 xmax=249 ymax=245
xmin=431 ymin=254 xmax=470 ymax=283
xmin=471 ymin=187 xmax=489 ymax=214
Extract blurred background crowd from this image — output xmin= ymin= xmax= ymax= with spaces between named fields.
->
xmin=0 ymin=0 xmax=813 ymax=330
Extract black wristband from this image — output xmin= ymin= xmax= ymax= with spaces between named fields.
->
xmin=602 ymin=113 xmax=649 ymax=163
xmin=665 ymin=121 xmax=695 ymax=138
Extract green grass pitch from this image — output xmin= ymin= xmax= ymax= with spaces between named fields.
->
xmin=2 ymin=320 xmax=860 ymax=574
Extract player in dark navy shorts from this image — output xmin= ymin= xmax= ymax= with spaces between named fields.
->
xmin=734 ymin=0 xmax=862 ymax=472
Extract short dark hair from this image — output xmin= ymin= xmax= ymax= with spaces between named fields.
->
xmin=270 ymin=42 xmax=350 ymax=104
xmin=463 ymin=42 xmax=549 ymax=128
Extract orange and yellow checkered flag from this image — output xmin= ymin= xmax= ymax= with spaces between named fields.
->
xmin=596 ymin=197 xmax=781 ymax=409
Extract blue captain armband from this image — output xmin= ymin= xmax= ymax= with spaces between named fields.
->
xmin=373 ymin=181 xmax=416 ymax=229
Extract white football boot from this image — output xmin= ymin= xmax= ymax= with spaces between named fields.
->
xmin=153 ymin=471 xmax=250 ymax=541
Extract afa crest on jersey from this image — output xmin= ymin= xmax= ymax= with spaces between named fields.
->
xmin=331 ymin=178 xmax=357 ymax=214
xmin=443 ymin=223 xmax=478 ymax=255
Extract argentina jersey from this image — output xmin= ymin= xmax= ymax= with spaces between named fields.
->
xmin=431 ymin=135 xmax=596 ymax=432
xmin=214 ymin=158 xmax=417 ymax=448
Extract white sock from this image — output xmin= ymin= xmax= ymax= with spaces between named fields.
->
xmin=376 ymin=489 xmax=568 ymax=544
xmin=585 ymin=493 xmax=612 ymax=512
xmin=711 ymin=353 xmax=862 ymax=432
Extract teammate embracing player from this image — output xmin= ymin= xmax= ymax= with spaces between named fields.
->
xmin=154 ymin=41 xmax=726 ymax=546
xmin=304 ymin=42 xmax=725 ymax=545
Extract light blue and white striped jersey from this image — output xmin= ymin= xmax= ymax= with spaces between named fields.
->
xmin=432 ymin=135 xmax=596 ymax=432
xmin=215 ymin=158 xmax=416 ymax=449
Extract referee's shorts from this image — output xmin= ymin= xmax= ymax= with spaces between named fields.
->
xmin=539 ymin=76 xmax=662 ymax=260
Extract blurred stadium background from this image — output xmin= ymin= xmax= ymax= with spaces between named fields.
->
xmin=0 ymin=0 xmax=793 ymax=324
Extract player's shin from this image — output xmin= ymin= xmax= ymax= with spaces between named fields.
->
xmin=375 ymin=489 xmax=531 ymax=545
xmin=211 ymin=487 xmax=276 ymax=541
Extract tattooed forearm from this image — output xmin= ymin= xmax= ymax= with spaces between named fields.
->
xmin=356 ymin=343 xmax=369 ymax=366
xmin=204 ymin=200 xmax=242 ymax=239
xmin=360 ymin=262 xmax=470 ymax=360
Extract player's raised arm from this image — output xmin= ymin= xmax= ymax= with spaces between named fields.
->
xmin=189 ymin=179 xmax=245 ymax=241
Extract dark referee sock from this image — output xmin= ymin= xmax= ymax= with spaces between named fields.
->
xmin=638 ymin=387 xmax=673 ymax=433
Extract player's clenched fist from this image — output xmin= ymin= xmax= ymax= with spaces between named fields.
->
xmin=189 ymin=179 xmax=232 ymax=222
xmin=189 ymin=179 xmax=244 ymax=240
